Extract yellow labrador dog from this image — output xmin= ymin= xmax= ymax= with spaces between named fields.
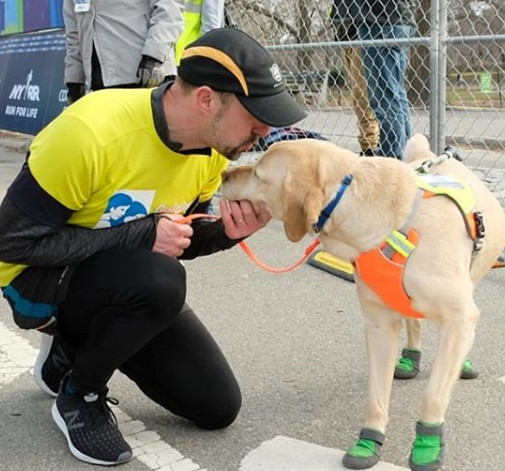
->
xmin=221 ymin=134 xmax=505 ymax=471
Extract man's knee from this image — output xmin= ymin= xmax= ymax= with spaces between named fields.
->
xmin=194 ymin=392 xmax=242 ymax=430
xmin=141 ymin=256 xmax=187 ymax=321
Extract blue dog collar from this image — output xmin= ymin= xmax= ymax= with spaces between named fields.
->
xmin=313 ymin=174 xmax=354 ymax=233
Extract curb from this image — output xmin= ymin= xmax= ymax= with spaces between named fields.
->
xmin=0 ymin=130 xmax=33 ymax=154
xmin=447 ymin=135 xmax=505 ymax=152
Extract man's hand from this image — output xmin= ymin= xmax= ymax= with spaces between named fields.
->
xmin=66 ymin=83 xmax=85 ymax=104
xmin=137 ymin=55 xmax=165 ymax=87
xmin=220 ymin=199 xmax=271 ymax=240
xmin=153 ymin=215 xmax=193 ymax=257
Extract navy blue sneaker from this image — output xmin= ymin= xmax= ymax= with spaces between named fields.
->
xmin=52 ymin=375 xmax=133 ymax=465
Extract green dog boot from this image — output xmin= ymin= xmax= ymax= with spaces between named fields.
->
xmin=343 ymin=428 xmax=385 ymax=469
xmin=394 ymin=348 xmax=421 ymax=380
xmin=409 ymin=421 xmax=445 ymax=471
xmin=460 ymin=358 xmax=479 ymax=379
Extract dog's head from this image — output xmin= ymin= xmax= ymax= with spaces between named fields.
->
xmin=222 ymin=139 xmax=356 ymax=242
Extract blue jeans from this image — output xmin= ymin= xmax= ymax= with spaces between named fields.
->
xmin=359 ymin=24 xmax=414 ymax=160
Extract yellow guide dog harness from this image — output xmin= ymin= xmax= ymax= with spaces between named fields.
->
xmin=314 ymin=148 xmax=486 ymax=319
xmin=353 ymin=173 xmax=484 ymax=318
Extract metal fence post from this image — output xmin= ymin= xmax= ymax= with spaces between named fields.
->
xmin=429 ymin=0 xmax=448 ymax=154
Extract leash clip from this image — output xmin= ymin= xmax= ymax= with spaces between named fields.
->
xmin=417 ymin=160 xmax=433 ymax=174
xmin=473 ymin=211 xmax=485 ymax=251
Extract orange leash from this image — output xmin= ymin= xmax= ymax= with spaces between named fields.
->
xmin=174 ymin=213 xmax=320 ymax=274
xmin=238 ymin=238 xmax=320 ymax=274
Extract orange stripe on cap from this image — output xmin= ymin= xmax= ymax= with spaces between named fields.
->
xmin=182 ymin=46 xmax=249 ymax=96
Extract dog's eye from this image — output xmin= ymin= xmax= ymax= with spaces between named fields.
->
xmin=252 ymin=168 xmax=263 ymax=181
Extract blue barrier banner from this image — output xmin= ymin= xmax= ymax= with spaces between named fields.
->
xmin=0 ymin=29 xmax=67 ymax=134
xmin=1 ymin=0 xmax=64 ymax=36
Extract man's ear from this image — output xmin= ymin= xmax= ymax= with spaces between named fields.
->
xmin=282 ymin=177 xmax=324 ymax=242
xmin=194 ymin=85 xmax=217 ymax=114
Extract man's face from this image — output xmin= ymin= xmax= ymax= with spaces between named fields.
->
xmin=209 ymin=94 xmax=271 ymax=161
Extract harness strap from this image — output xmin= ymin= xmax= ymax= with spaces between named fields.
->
xmin=382 ymin=188 xmax=424 ymax=260
xmin=418 ymin=175 xmax=484 ymax=252
xmin=384 ymin=230 xmax=416 ymax=259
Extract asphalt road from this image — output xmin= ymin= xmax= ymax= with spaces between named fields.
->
xmin=1 ymin=137 xmax=505 ymax=471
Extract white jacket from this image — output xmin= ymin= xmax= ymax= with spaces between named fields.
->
xmin=63 ymin=0 xmax=185 ymax=87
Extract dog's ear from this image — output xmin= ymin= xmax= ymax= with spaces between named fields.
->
xmin=282 ymin=176 xmax=325 ymax=242
xmin=404 ymin=133 xmax=432 ymax=163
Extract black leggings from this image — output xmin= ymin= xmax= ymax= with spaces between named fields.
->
xmin=57 ymin=249 xmax=241 ymax=429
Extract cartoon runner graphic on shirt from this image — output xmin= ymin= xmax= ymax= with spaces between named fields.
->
xmin=96 ymin=190 xmax=153 ymax=228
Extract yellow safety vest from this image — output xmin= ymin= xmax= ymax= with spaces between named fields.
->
xmin=175 ymin=0 xmax=203 ymax=65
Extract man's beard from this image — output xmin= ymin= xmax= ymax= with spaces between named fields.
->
xmin=222 ymin=136 xmax=258 ymax=161
xmin=210 ymin=102 xmax=260 ymax=160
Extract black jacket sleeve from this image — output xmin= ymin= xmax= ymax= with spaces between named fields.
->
xmin=0 ymin=195 xmax=157 ymax=266
xmin=179 ymin=218 xmax=241 ymax=260
xmin=0 ymin=194 xmax=240 ymax=266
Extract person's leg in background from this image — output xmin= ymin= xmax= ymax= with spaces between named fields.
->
xmin=345 ymin=46 xmax=380 ymax=156
xmin=359 ymin=24 xmax=414 ymax=160
xmin=397 ymin=36 xmax=413 ymax=145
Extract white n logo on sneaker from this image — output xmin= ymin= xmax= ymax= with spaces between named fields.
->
xmin=64 ymin=410 xmax=84 ymax=430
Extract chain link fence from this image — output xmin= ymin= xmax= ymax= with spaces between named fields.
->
xmin=226 ymin=0 xmax=505 ymax=208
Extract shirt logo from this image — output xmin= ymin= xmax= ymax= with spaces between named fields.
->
xmin=95 ymin=190 xmax=155 ymax=228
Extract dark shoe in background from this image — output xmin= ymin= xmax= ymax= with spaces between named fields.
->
xmin=34 ymin=333 xmax=72 ymax=397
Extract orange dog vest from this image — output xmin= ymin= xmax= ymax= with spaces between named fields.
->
xmin=353 ymin=174 xmax=483 ymax=319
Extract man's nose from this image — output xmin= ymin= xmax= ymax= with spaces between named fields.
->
xmin=255 ymin=123 xmax=271 ymax=138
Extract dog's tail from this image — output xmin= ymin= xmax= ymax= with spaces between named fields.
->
xmin=404 ymin=134 xmax=433 ymax=163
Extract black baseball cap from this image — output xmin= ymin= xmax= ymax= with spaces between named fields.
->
xmin=178 ymin=28 xmax=307 ymax=127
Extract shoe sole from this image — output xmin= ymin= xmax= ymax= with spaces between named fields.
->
xmin=394 ymin=369 xmax=419 ymax=380
xmin=460 ymin=370 xmax=479 ymax=379
xmin=343 ymin=453 xmax=380 ymax=469
xmin=51 ymin=402 xmax=133 ymax=466
xmin=409 ymin=448 xmax=445 ymax=471
xmin=34 ymin=333 xmax=58 ymax=397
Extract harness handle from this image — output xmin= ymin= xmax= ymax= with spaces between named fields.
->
xmin=417 ymin=145 xmax=463 ymax=174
